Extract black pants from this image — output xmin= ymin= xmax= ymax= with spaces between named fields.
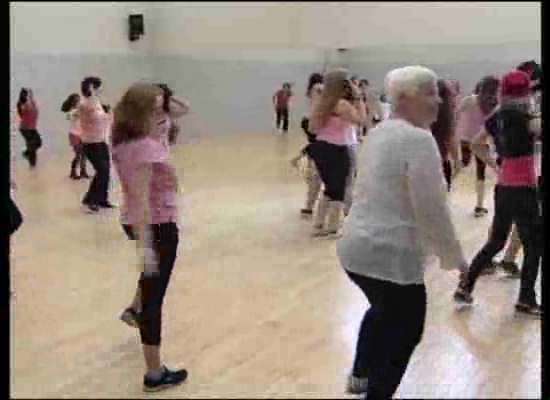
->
xmin=70 ymin=141 xmax=88 ymax=176
xmin=300 ymin=117 xmax=316 ymax=155
xmin=465 ymin=185 xmax=541 ymax=304
xmin=19 ymin=129 xmax=42 ymax=166
xmin=461 ymin=141 xmax=486 ymax=181
xmin=307 ymin=140 xmax=350 ymax=201
xmin=275 ymin=108 xmax=289 ymax=132
xmin=442 ymin=160 xmax=452 ymax=192
xmin=123 ymin=223 xmax=179 ymax=346
xmin=82 ymin=142 xmax=110 ymax=206
xmin=346 ymin=272 xmax=427 ymax=399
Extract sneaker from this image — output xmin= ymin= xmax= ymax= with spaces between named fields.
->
xmin=498 ymin=261 xmax=521 ymax=278
xmin=346 ymin=374 xmax=369 ymax=395
xmin=143 ymin=367 xmax=188 ymax=392
xmin=474 ymin=207 xmax=489 ymax=218
xmin=453 ymin=278 xmax=474 ymax=305
xmin=515 ymin=302 xmax=542 ymax=317
xmin=120 ymin=307 xmax=139 ymax=328
xmin=480 ymin=261 xmax=497 ymax=275
xmin=98 ymin=201 xmax=116 ymax=209
xmin=300 ymin=208 xmax=313 ymax=216
xmin=83 ymin=204 xmax=100 ymax=214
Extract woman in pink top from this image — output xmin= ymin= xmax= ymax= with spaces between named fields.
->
xmin=455 ymin=76 xmax=499 ymax=217
xmin=61 ymin=93 xmax=89 ymax=180
xmin=111 ymin=83 xmax=187 ymax=392
xmin=308 ymin=69 xmax=367 ymax=236
xmin=79 ymin=76 xmax=114 ymax=212
xmin=16 ymin=88 xmax=42 ymax=168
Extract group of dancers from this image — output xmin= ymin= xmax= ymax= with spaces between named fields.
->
xmin=10 ymin=58 xmax=541 ymax=397
xmin=288 ymin=61 xmax=541 ymax=398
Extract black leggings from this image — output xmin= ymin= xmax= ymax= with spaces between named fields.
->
xmin=306 ymin=140 xmax=350 ymax=201
xmin=275 ymin=108 xmax=289 ymax=132
xmin=70 ymin=142 xmax=88 ymax=175
xmin=465 ymin=185 xmax=541 ymax=304
xmin=122 ymin=223 xmax=179 ymax=346
xmin=82 ymin=142 xmax=111 ymax=206
xmin=300 ymin=117 xmax=316 ymax=155
xmin=19 ymin=129 xmax=42 ymax=166
xmin=461 ymin=141 xmax=486 ymax=181
xmin=442 ymin=160 xmax=452 ymax=192
xmin=346 ymin=272 xmax=427 ymax=399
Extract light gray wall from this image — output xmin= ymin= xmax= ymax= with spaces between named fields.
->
xmin=10 ymin=2 xmax=155 ymax=154
xmin=11 ymin=2 xmax=541 ymax=151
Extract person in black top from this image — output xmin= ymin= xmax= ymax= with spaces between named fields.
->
xmin=454 ymin=69 xmax=542 ymax=316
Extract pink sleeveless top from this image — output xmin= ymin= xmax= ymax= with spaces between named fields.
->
xmin=316 ymin=114 xmax=357 ymax=146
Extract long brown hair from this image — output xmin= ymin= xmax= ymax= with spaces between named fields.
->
xmin=431 ymin=79 xmax=454 ymax=160
xmin=310 ymin=69 xmax=350 ymax=129
xmin=111 ymin=83 xmax=162 ymax=147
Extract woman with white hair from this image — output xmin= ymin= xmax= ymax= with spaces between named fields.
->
xmin=308 ymin=69 xmax=367 ymax=236
xmin=337 ymin=66 xmax=467 ymax=399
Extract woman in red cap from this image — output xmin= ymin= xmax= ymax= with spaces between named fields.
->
xmin=454 ymin=69 xmax=542 ymax=316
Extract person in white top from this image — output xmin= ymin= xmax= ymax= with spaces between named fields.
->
xmin=336 ymin=66 xmax=467 ymax=398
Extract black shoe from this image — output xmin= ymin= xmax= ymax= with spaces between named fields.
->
xmin=480 ymin=261 xmax=497 ymax=275
xmin=143 ymin=367 xmax=188 ymax=392
xmin=453 ymin=277 xmax=474 ymax=305
xmin=80 ymin=172 xmax=91 ymax=179
xmin=498 ymin=261 xmax=521 ymax=278
xmin=120 ymin=307 xmax=140 ymax=328
xmin=300 ymin=208 xmax=313 ymax=215
xmin=70 ymin=172 xmax=79 ymax=180
xmin=83 ymin=204 xmax=100 ymax=213
xmin=98 ymin=201 xmax=116 ymax=209
xmin=515 ymin=302 xmax=542 ymax=317
xmin=474 ymin=207 xmax=489 ymax=218
xmin=346 ymin=374 xmax=369 ymax=395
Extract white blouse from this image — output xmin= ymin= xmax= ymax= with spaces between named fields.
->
xmin=337 ymin=118 xmax=465 ymax=285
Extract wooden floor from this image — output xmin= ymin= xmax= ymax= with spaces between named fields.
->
xmin=10 ymin=131 xmax=540 ymax=399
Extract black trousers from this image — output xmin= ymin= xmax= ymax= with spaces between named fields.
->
xmin=306 ymin=140 xmax=350 ymax=201
xmin=70 ymin=141 xmax=88 ymax=176
xmin=82 ymin=142 xmax=110 ymax=206
xmin=461 ymin=141 xmax=486 ymax=181
xmin=465 ymin=185 xmax=541 ymax=304
xmin=19 ymin=129 xmax=42 ymax=166
xmin=275 ymin=108 xmax=289 ymax=132
xmin=122 ymin=223 xmax=179 ymax=346
xmin=300 ymin=117 xmax=317 ymax=155
xmin=346 ymin=272 xmax=427 ymax=399
xmin=442 ymin=160 xmax=452 ymax=192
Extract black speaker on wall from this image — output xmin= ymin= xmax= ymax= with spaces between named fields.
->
xmin=129 ymin=14 xmax=144 ymax=41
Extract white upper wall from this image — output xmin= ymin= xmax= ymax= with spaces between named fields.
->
xmin=10 ymin=1 xmax=154 ymax=54
xmin=12 ymin=2 xmax=540 ymax=55
xmin=152 ymin=1 xmax=540 ymax=53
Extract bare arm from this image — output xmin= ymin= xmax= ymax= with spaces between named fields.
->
xmin=127 ymin=163 xmax=157 ymax=275
xmin=529 ymin=116 xmax=542 ymax=139
xmin=169 ymin=96 xmax=190 ymax=119
xmin=335 ymin=98 xmax=368 ymax=126
xmin=471 ymin=130 xmax=497 ymax=169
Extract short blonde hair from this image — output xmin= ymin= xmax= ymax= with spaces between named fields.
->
xmin=385 ymin=66 xmax=438 ymax=103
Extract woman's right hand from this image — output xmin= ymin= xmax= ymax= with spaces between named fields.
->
xmin=143 ymin=246 xmax=159 ymax=276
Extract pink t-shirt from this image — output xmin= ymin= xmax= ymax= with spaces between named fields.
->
xmin=316 ymin=114 xmax=357 ymax=146
xmin=79 ymin=98 xmax=109 ymax=143
xmin=112 ymin=136 xmax=178 ymax=226
xmin=455 ymin=95 xmax=485 ymax=142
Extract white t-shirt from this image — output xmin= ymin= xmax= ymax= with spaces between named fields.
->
xmin=337 ymin=118 xmax=465 ymax=285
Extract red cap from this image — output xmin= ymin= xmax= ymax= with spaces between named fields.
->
xmin=501 ymin=69 xmax=531 ymax=98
